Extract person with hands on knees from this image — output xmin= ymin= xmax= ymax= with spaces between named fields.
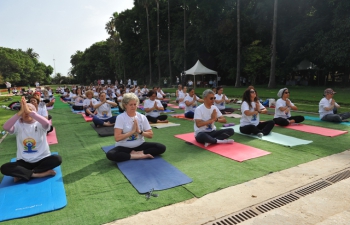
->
xmin=92 ymin=92 xmax=118 ymax=127
xmin=319 ymin=88 xmax=350 ymax=122
xmin=194 ymin=89 xmax=234 ymax=148
xmin=273 ymin=88 xmax=304 ymax=126
xmin=0 ymin=97 xmax=62 ymax=182
xmin=144 ymin=90 xmax=168 ymax=123
xmin=184 ymin=88 xmax=204 ymax=119
xmin=106 ymin=93 xmax=166 ymax=162
xmin=239 ymin=86 xmax=275 ymax=138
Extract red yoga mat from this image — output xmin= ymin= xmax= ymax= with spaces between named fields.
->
xmin=175 ymin=132 xmax=270 ymax=162
xmin=281 ymin=124 xmax=348 ymax=137
xmin=171 ymin=114 xmax=193 ymax=121
xmin=47 ymin=128 xmax=58 ymax=145
xmin=82 ymin=113 xmax=93 ymax=122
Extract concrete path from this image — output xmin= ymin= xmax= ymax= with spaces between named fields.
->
xmin=106 ymin=150 xmax=350 ymax=225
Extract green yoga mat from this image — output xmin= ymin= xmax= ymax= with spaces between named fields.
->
xmin=222 ymin=125 xmax=313 ymax=147
xmin=304 ymin=116 xmax=350 ymax=126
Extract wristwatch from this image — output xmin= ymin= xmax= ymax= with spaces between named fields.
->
xmin=139 ymin=130 xmax=143 ymax=135
xmin=215 ymin=118 xmax=219 ymax=122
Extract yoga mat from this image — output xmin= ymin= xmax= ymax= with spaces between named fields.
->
xmin=101 ymin=145 xmax=192 ymax=193
xmin=170 ymin=114 xmax=193 ymax=121
xmin=304 ymin=116 xmax=350 ymax=126
xmin=0 ymin=152 xmax=66 ymax=222
xmin=222 ymin=125 xmax=313 ymax=147
xmin=168 ymin=104 xmax=180 ymax=109
xmin=280 ymin=124 xmax=348 ymax=137
xmin=223 ymin=113 xmax=242 ymax=118
xmin=174 ymin=132 xmax=270 ymax=162
xmin=47 ymin=128 xmax=58 ymax=145
xmin=82 ymin=113 xmax=93 ymax=122
xmin=90 ymin=123 xmax=114 ymax=137
xmin=150 ymin=122 xmax=180 ymax=129
xmin=160 ymin=109 xmax=175 ymax=113
xmin=70 ymin=107 xmax=84 ymax=114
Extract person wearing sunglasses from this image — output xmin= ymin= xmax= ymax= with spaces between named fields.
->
xmin=184 ymin=88 xmax=204 ymax=118
xmin=214 ymin=86 xmax=235 ymax=114
xmin=194 ymin=89 xmax=234 ymax=147
xmin=239 ymin=86 xmax=274 ymax=137
xmin=319 ymin=88 xmax=350 ymax=122
xmin=273 ymin=88 xmax=304 ymax=126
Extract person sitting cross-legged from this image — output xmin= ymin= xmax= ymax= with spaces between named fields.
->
xmin=92 ymin=92 xmax=118 ymax=127
xmin=144 ymin=90 xmax=168 ymax=123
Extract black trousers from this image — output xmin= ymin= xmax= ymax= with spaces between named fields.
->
xmin=195 ymin=129 xmax=234 ymax=144
xmin=0 ymin=155 xmax=62 ymax=181
xmin=240 ymin=120 xmax=275 ymax=135
xmin=219 ymin=108 xmax=235 ymax=114
xmin=72 ymin=105 xmax=84 ymax=110
xmin=146 ymin=115 xmax=168 ymax=123
xmin=106 ymin=142 xmax=166 ymax=162
xmin=273 ymin=116 xmax=305 ymax=126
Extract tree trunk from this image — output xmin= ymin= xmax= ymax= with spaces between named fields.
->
xmin=156 ymin=0 xmax=161 ymax=86
xmin=168 ymin=0 xmax=172 ymax=85
xmin=183 ymin=0 xmax=187 ymax=74
xmin=235 ymin=0 xmax=241 ymax=88
xmin=268 ymin=0 xmax=278 ymax=88
xmin=146 ymin=6 xmax=152 ymax=85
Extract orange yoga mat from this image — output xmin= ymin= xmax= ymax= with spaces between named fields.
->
xmin=175 ymin=132 xmax=270 ymax=162
xmin=280 ymin=124 xmax=348 ymax=137
xmin=170 ymin=114 xmax=193 ymax=121
xmin=47 ymin=128 xmax=58 ymax=145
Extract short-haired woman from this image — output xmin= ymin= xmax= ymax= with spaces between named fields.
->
xmin=92 ymin=92 xmax=118 ymax=127
xmin=144 ymin=90 xmax=168 ymax=123
xmin=184 ymin=88 xmax=204 ymax=119
xmin=239 ymin=86 xmax=274 ymax=137
xmin=106 ymin=93 xmax=166 ymax=162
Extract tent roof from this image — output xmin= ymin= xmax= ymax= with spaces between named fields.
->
xmin=185 ymin=60 xmax=218 ymax=75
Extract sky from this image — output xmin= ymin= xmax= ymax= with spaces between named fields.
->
xmin=0 ymin=0 xmax=134 ymax=76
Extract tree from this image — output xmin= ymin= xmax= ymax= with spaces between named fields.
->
xmin=25 ymin=48 xmax=39 ymax=60
xmin=235 ymin=0 xmax=241 ymax=88
xmin=167 ymin=0 xmax=173 ymax=85
xmin=155 ymin=0 xmax=161 ymax=86
xmin=268 ymin=0 xmax=278 ymax=88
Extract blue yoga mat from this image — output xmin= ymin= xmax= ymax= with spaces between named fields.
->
xmin=102 ymin=145 xmax=192 ymax=193
xmin=0 ymin=152 xmax=66 ymax=222
xmin=304 ymin=116 xmax=350 ymax=126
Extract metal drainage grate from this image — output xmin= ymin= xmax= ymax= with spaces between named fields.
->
xmin=255 ymin=193 xmax=299 ymax=213
xmin=326 ymin=170 xmax=350 ymax=183
xmin=294 ymin=180 xmax=331 ymax=197
xmin=211 ymin=209 xmax=258 ymax=225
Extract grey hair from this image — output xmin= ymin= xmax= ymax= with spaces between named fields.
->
xmin=202 ymin=89 xmax=215 ymax=98
xmin=120 ymin=93 xmax=139 ymax=110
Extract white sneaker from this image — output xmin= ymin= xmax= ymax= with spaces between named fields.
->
xmin=204 ymin=143 xmax=211 ymax=147
xmin=257 ymin=133 xmax=263 ymax=138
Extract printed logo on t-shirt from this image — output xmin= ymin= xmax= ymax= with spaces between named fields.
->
xmin=127 ymin=132 xmax=138 ymax=141
xmin=220 ymin=102 xmax=224 ymax=106
xmin=252 ymin=114 xmax=257 ymax=121
xmin=205 ymin=123 xmax=213 ymax=131
xmin=79 ymin=99 xmax=83 ymax=103
xmin=23 ymin=138 xmax=37 ymax=153
xmin=102 ymin=111 xmax=108 ymax=118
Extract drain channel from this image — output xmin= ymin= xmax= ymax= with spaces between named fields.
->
xmin=205 ymin=168 xmax=350 ymax=225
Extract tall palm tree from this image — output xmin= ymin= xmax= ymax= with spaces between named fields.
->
xmin=268 ymin=0 xmax=278 ymax=88
xmin=183 ymin=0 xmax=187 ymax=73
xmin=26 ymin=48 xmax=39 ymax=59
xmin=138 ymin=0 xmax=153 ymax=85
xmin=235 ymin=0 xmax=241 ymax=88
xmin=156 ymin=0 xmax=161 ymax=86
xmin=168 ymin=0 xmax=172 ymax=85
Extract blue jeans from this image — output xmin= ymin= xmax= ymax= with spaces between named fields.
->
xmin=93 ymin=116 xmax=117 ymax=127
xmin=185 ymin=111 xmax=194 ymax=119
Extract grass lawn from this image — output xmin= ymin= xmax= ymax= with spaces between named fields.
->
xmin=0 ymin=86 xmax=349 ymax=224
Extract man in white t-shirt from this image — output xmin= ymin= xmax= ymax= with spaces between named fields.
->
xmin=101 ymin=79 xmax=105 ymax=85
xmin=319 ymin=88 xmax=350 ymax=122
xmin=5 ymin=81 xmax=11 ymax=94
xmin=194 ymin=89 xmax=234 ymax=147
xmin=107 ymin=79 xmax=111 ymax=85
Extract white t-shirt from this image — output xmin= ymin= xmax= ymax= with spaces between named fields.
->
xmin=96 ymin=102 xmax=113 ymax=119
xmin=74 ymin=95 xmax=85 ymax=106
xmin=83 ymin=98 xmax=98 ymax=111
xmin=107 ymin=79 xmax=111 ymax=84
xmin=178 ymin=92 xmax=187 ymax=108
xmin=144 ymin=99 xmax=163 ymax=117
xmin=106 ymin=93 xmax=116 ymax=100
xmin=319 ymin=97 xmax=339 ymax=118
xmin=274 ymin=98 xmax=295 ymax=119
xmin=184 ymin=95 xmax=200 ymax=113
xmin=141 ymin=88 xmax=149 ymax=94
xmin=101 ymin=79 xmax=105 ymax=85
xmin=156 ymin=92 xmax=164 ymax=99
xmin=194 ymin=104 xmax=222 ymax=136
xmin=128 ymin=79 xmax=131 ymax=85
xmin=13 ymin=120 xmax=50 ymax=163
xmin=214 ymin=94 xmax=228 ymax=110
xmin=114 ymin=112 xmax=151 ymax=148
xmin=240 ymin=101 xmax=265 ymax=126
xmin=37 ymin=103 xmax=48 ymax=118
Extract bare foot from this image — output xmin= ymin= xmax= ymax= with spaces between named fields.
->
xmin=31 ymin=170 xmax=56 ymax=178
xmin=157 ymin=120 xmax=169 ymax=123
xmin=130 ymin=151 xmax=154 ymax=160
xmin=104 ymin=121 xmax=115 ymax=127
xmin=14 ymin=177 xmax=22 ymax=182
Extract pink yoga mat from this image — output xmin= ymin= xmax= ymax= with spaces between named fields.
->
xmin=82 ymin=113 xmax=93 ymax=122
xmin=47 ymin=128 xmax=58 ymax=145
xmin=175 ymin=132 xmax=270 ymax=162
xmin=168 ymin=104 xmax=180 ymax=109
xmin=281 ymin=124 xmax=348 ymax=137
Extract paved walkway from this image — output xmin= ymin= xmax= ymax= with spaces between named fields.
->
xmin=106 ymin=150 xmax=350 ymax=225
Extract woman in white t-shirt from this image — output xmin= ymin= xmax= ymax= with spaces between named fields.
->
xmin=184 ymin=88 xmax=204 ymax=118
xmin=239 ymin=86 xmax=274 ymax=137
xmin=1 ymin=97 xmax=62 ymax=182
xmin=178 ymin=86 xmax=188 ymax=109
xmin=72 ymin=88 xmax=85 ymax=110
xmin=144 ymin=90 xmax=168 ymax=123
xmin=106 ymin=93 xmax=166 ymax=162
xmin=273 ymin=88 xmax=304 ymax=126
xmin=92 ymin=92 xmax=118 ymax=127
xmin=214 ymin=86 xmax=235 ymax=114
xmin=29 ymin=95 xmax=54 ymax=134
xmin=83 ymin=90 xmax=98 ymax=117
xmin=194 ymin=90 xmax=234 ymax=147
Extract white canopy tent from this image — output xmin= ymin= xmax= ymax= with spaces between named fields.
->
xmin=184 ymin=60 xmax=218 ymax=87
